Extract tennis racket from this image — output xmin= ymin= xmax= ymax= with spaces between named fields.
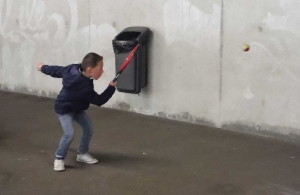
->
xmin=113 ymin=44 xmax=139 ymax=82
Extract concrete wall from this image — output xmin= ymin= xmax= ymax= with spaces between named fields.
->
xmin=0 ymin=0 xmax=299 ymax=141
xmin=222 ymin=0 xmax=300 ymax=141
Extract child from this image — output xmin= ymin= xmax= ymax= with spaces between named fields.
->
xmin=37 ymin=52 xmax=116 ymax=171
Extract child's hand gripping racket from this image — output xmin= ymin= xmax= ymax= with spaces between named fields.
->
xmin=113 ymin=44 xmax=139 ymax=82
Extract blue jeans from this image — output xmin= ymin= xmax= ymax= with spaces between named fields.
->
xmin=55 ymin=111 xmax=93 ymax=159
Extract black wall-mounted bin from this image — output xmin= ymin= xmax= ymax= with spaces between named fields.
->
xmin=112 ymin=26 xmax=150 ymax=94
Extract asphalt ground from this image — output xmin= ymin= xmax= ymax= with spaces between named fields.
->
xmin=0 ymin=90 xmax=300 ymax=195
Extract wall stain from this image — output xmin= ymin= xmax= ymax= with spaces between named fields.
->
xmin=0 ymin=85 xmax=58 ymax=98
xmin=112 ymin=102 xmax=216 ymax=127
xmin=223 ymin=122 xmax=300 ymax=143
xmin=113 ymin=102 xmax=132 ymax=112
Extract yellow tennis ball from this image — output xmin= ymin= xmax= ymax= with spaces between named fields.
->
xmin=243 ymin=44 xmax=250 ymax=52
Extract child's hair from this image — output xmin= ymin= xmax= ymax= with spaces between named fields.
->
xmin=81 ymin=52 xmax=103 ymax=71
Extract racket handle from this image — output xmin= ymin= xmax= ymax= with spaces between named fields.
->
xmin=113 ymin=71 xmax=122 ymax=82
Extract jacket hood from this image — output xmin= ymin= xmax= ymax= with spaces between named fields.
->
xmin=62 ymin=64 xmax=91 ymax=89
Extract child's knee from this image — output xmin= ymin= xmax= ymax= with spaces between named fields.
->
xmin=88 ymin=127 xmax=93 ymax=136
xmin=85 ymin=124 xmax=94 ymax=135
xmin=63 ymin=132 xmax=74 ymax=142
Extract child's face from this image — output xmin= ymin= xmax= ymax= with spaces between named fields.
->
xmin=90 ymin=60 xmax=104 ymax=80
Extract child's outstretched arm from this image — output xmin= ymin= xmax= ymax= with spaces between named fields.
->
xmin=37 ymin=62 xmax=67 ymax=78
xmin=85 ymin=81 xmax=116 ymax=106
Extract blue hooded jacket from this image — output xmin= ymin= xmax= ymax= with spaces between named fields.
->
xmin=41 ymin=63 xmax=116 ymax=114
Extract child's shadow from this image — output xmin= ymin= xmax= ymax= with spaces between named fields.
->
xmin=92 ymin=152 xmax=144 ymax=166
xmin=68 ymin=149 xmax=144 ymax=167
xmin=67 ymin=149 xmax=177 ymax=169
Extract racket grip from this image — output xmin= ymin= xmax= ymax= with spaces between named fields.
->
xmin=113 ymin=71 xmax=122 ymax=82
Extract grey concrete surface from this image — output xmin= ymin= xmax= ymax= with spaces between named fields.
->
xmin=0 ymin=90 xmax=300 ymax=195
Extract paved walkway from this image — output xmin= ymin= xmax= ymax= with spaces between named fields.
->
xmin=0 ymin=91 xmax=300 ymax=195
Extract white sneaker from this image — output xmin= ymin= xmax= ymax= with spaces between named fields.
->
xmin=76 ymin=153 xmax=98 ymax=164
xmin=54 ymin=159 xmax=65 ymax=171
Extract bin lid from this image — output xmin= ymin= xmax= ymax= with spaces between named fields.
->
xmin=117 ymin=26 xmax=150 ymax=44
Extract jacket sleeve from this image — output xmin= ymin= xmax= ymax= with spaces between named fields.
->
xmin=85 ymin=85 xmax=116 ymax=106
xmin=41 ymin=65 xmax=67 ymax=78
